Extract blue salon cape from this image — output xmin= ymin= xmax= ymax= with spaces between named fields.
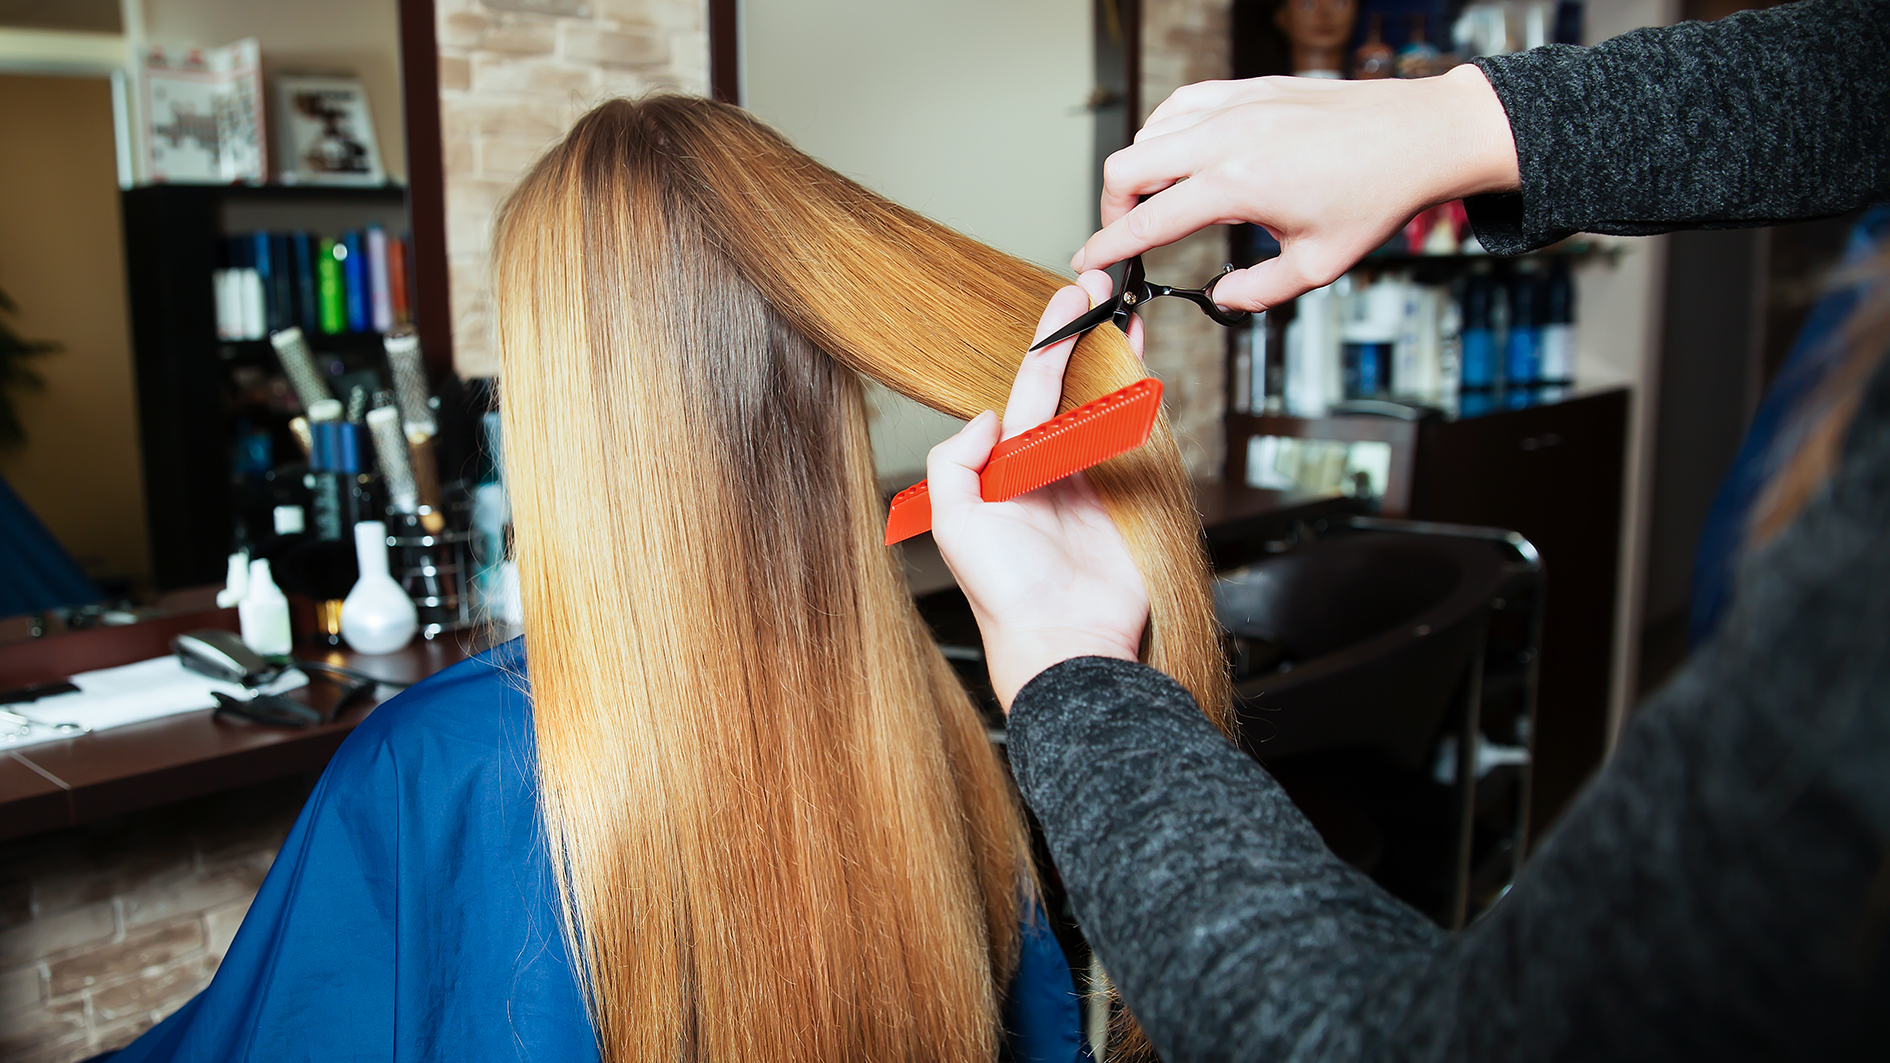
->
xmin=112 ymin=641 xmax=1083 ymax=1063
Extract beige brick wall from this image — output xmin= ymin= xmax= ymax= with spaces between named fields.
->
xmin=1139 ymin=0 xmax=1233 ymax=480
xmin=0 ymin=780 xmax=302 ymax=1063
xmin=438 ymin=0 xmax=710 ymax=378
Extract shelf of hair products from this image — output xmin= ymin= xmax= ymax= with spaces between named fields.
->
xmin=1229 ymin=233 xmax=1587 ymax=423
xmin=214 ymin=225 xmax=411 ymax=342
xmin=219 ymin=324 xmax=515 ymax=658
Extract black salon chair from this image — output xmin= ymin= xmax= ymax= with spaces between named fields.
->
xmin=1216 ymin=517 xmax=1542 ymax=927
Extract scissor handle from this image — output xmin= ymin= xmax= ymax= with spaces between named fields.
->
xmin=1173 ymin=265 xmax=1250 ymax=326
xmin=1138 ymin=263 xmax=1250 ymax=327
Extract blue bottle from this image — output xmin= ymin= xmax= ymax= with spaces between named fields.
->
xmin=1505 ymin=268 xmax=1543 ymax=391
xmin=1458 ymin=274 xmax=1498 ymax=392
xmin=342 ymin=230 xmax=368 ymax=333
xmin=1540 ymin=260 xmax=1576 ymax=385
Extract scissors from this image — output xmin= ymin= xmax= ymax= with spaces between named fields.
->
xmin=1028 ymin=255 xmax=1250 ymax=353
xmin=1 ymin=707 xmax=89 ymax=740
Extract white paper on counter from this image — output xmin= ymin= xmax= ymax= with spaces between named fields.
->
xmin=1 ymin=656 xmax=309 ymax=751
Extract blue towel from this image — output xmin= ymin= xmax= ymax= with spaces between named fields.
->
xmin=0 ymin=470 xmax=100 ymax=615
xmin=110 ymin=641 xmax=1084 ymax=1063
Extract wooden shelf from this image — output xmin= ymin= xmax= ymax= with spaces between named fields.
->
xmin=131 ymin=182 xmax=406 ymax=201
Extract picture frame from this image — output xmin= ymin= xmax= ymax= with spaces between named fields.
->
xmin=273 ymin=75 xmax=386 ymax=186
xmin=139 ymin=38 xmax=266 ymax=185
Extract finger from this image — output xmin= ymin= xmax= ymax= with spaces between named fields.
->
xmin=1133 ymin=110 xmax=1215 ymax=146
xmin=926 ymin=409 xmax=1001 ymax=517
xmin=1003 ymin=284 xmax=1092 ymax=437
xmin=1139 ymin=79 xmax=1243 ymax=135
xmin=1126 ymin=312 xmax=1146 ymax=359
xmin=1092 ymin=133 xmax=1210 ymax=233
xmin=1077 ymin=177 xmax=1236 ymax=273
xmin=1206 ymin=246 xmax=1356 ymax=313
xmin=1076 ymin=268 xmax=1115 ymax=307
xmin=1137 ymin=98 xmax=1244 ymax=144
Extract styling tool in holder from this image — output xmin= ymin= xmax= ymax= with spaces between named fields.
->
xmin=287 ymin=416 xmax=314 ymax=459
xmin=367 ymin=406 xmax=419 ymax=517
xmin=270 ymin=327 xmax=334 ymax=412
xmin=883 ymin=378 xmax=1164 ymax=546
xmin=384 ymin=330 xmax=438 ymax=438
xmin=383 ymin=330 xmax=446 ymax=533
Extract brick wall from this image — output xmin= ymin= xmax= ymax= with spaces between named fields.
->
xmin=0 ymin=779 xmax=304 ymax=1063
xmin=437 ymin=0 xmax=710 ymax=378
xmin=1138 ymin=0 xmax=1233 ymax=479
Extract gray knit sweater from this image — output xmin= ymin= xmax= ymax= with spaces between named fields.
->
xmin=1008 ymin=4 xmax=1890 ymax=1059
xmin=1465 ymin=0 xmax=1890 ymax=253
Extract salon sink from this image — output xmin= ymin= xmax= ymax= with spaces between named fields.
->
xmin=1217 ymin=530 xmax=1515 ymax=767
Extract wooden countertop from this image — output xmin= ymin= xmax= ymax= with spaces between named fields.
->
xmin=0 ymin=607 xmax=486 ymax=842
xmin=1 ymin=482 xmax=1358 ymax=843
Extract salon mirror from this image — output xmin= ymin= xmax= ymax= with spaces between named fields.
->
xmin=739 ymin=0 xmax=1121 ymax=484
xmin=0 ymin=0 xmax=408 ymax=633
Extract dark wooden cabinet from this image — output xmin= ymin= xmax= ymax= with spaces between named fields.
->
xmin=1408 ymin=390 xmax=1629 ymax=835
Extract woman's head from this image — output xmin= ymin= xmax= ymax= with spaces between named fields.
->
xmin=492 ymin=95 xmax=1227 ymax=1062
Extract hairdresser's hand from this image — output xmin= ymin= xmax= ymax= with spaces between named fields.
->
xmin=1071 ymin=64 xmax=1520 ymax=311
xmin=928 ymin=271 xmax=1149 ymax=711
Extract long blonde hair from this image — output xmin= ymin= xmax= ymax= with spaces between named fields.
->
xmin=492 ymin=95 xmax=1229 ymax=1063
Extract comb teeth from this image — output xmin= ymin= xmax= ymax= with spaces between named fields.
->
xmin=980 ymin=378 xmax=1162 ymax=501
xmin=883 ymin=378 xmax=1163 ymax=546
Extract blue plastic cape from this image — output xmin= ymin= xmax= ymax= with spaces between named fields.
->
xmin=1690 ymin=205 xmax=1890 ymax=644
xmin=111 ymin=642 xmax=1083 ymax=1062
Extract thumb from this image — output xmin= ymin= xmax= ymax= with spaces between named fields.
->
xmin=926 ymin=409 xmax=1001 ymax=517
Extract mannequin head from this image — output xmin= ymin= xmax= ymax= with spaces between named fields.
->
xmin=1275 ymin=0 xmax=1358 ymax=75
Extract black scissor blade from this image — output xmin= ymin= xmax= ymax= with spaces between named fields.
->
xmin=1027 ymin=297 xmax=1121 ymax=353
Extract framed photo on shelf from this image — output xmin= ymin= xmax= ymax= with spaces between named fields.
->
xmin=273 ymin=75 xmax=385 ymax=186
xmin=139 ymin=38 xmax=265 ymax=184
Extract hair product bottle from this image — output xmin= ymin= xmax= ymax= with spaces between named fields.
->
xmin=1540 ymin=258 xmax=1577 ymax=386
xmin=340 ymin=521 xmax=419 ymax=655
xmin=1353 ymin=14 xmax=1394 ymax=78
xmin=1505 ymin=261 xmax=1544 ymax=397
xmin=1458 ymin=271 xmax=1498 ymax=392
xmin=1396 ymin=14 xmax=1442 ymax=78
xmin=238 ymin=559 xmax=293 ymax=656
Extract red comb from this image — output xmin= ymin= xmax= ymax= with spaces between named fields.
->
xmin=883 ymin=378 xmax=1164 ymax=546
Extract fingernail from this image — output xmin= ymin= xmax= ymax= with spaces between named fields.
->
xmin=1071 ymin=250 xmax=1086 ymax=271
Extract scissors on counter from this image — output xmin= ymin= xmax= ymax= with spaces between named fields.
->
xmin=1028 ymin=254 xmax=1250 ymax=353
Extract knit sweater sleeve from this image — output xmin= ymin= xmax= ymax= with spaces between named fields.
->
xmin=1464 ymin=0 xmax=1890 ymax=254
xmin=1005 ymin=657 xmax=1447 ymax=1062
xmin=1006 ymin=354 xmax=1890 ymax=1060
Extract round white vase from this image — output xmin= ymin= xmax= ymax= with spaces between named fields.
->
xmin=340 ymin=521 xmax=419 ymax=655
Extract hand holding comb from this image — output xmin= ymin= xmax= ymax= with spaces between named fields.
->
xmin=884 ymin=378 xmax=1164 ymax=546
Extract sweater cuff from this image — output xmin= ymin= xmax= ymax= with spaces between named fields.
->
xmin=1007 ymin=656 xmax=1201 ymax=794
xmin=1470 ymin=51 xmax=1581 ymax=254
